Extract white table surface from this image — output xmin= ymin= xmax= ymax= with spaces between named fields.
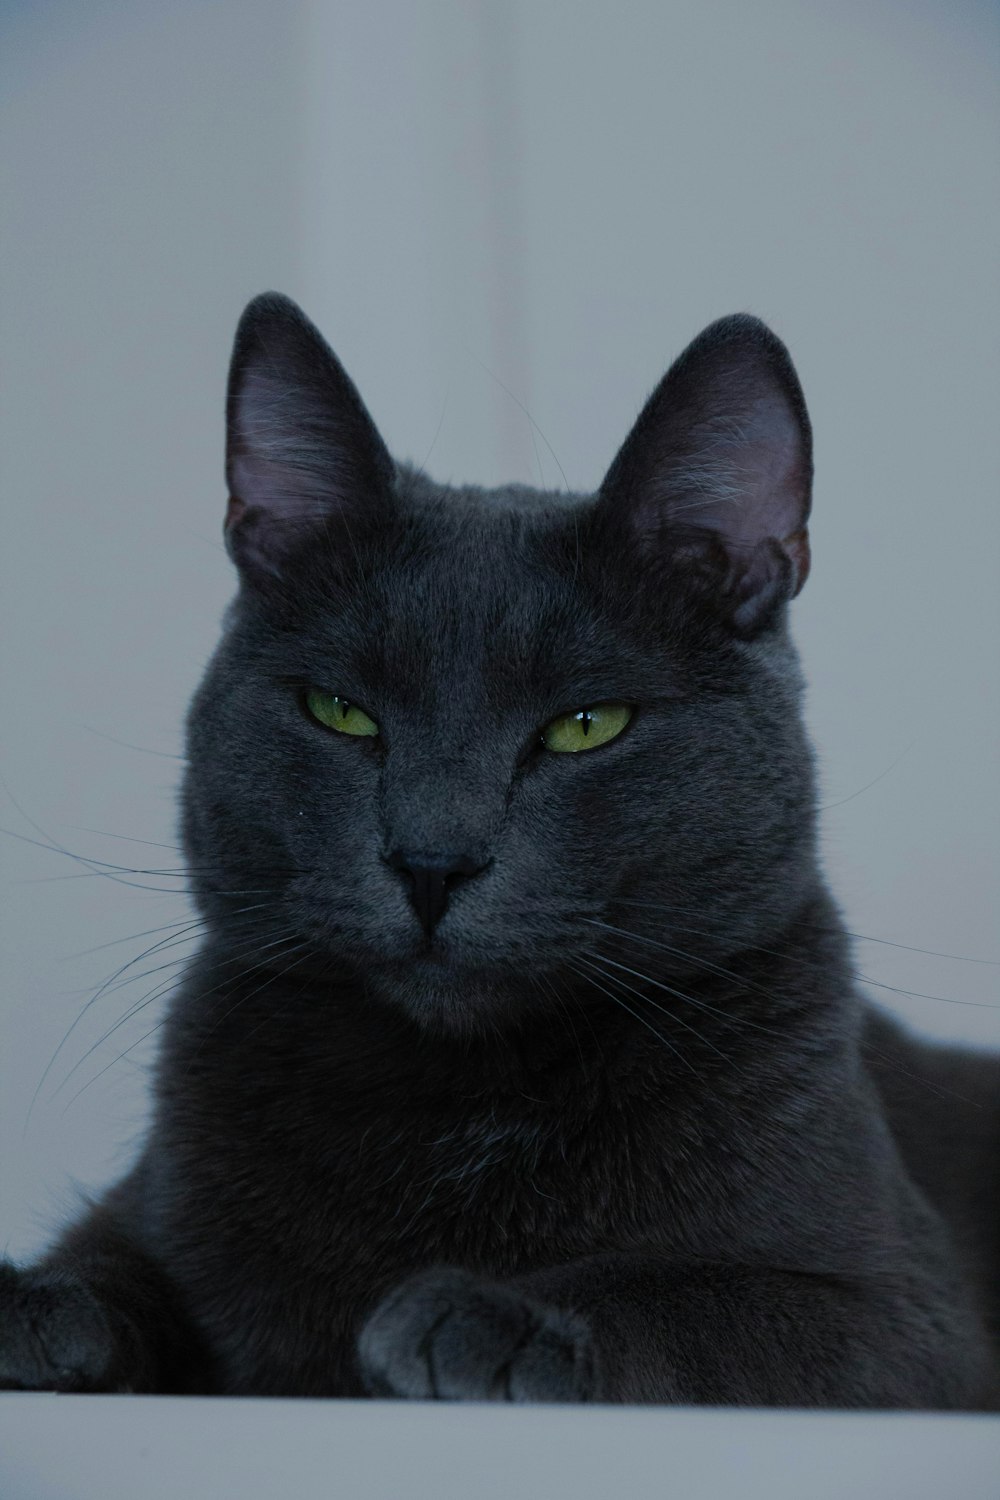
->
xmin=1 ymin=1396 xmax=998 ymax=1500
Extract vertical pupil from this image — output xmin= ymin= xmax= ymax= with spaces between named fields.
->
xmin=579 ymin=709 xmax=592 ymax=736
xmin=337 ymin=698 xmax=349 ymax=719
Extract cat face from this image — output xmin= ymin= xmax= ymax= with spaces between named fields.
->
xmin=182 ymin=296 xmax=816 ymax=1033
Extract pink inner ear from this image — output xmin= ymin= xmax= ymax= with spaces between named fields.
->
xmin=685 ymin=394 xmax=808 ymax=544
xmin=226 ymin=445 xmax=337 ymax=525
xmin=599 ymin=319 xmax=813 ymax=631
xmin=718 ymin=418 xmax=811 ymax=597
xmin=729 ymin=403 xmax=811 ymax=597
xmin=221 ymin=293 xmax=397 ymax=588
xmin=640 ymin=390 xmax=811 ymax=603
xmin=225 ymin=496 xmax=247 ymax=531
xmin=785 ymin=529 xmax=811 ymax=596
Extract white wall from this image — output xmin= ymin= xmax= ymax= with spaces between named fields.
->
xmin=0 ymin=0 xmax=302 ymax=1258
xmin=2 ymin=0 xmax=997 ymax=1262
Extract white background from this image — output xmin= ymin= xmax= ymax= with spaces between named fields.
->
xmin=1 ymin=0 xmax=997 ymax=1270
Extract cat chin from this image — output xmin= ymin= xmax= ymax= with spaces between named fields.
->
xmin=365 ymin=956 xmax=539 ymax=1037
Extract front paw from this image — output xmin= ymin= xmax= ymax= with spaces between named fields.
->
xmin=0 ymin=1262 xmax=118 ymax=1392
xmin=358 ymin=1267 xmax=596 ymax=1402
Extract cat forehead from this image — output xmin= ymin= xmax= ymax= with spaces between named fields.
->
xmin=361 ymin=481 xmax=594 ymax=626
xmin=395 ymin=464 xmax=587 ymax=517
xmin=355 ymin=511 xmax=597 ymax=669
xmin=275 ymin=490 xmax=652 ymax=704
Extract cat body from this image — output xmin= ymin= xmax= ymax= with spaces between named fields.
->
xmin=2 ymin=297 xmax=997 ymax=1405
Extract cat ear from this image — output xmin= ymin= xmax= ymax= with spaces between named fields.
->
xmin=224 ymin=292 xmax=394 ymax=583
xmin=596 ymin=315 xmax=812 ymax=633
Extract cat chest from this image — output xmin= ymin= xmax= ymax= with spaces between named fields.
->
xmin=178 ymin=1101 xmax=668 ymax=1285
xmin=159 ymin=1106 xmax=666 ymax=1391
xmin=319 ymin=1111 xmax=655 ymax=1268
xmin=159 ymin=1096 xmax=773 ymax=1392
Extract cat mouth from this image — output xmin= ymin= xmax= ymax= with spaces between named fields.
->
xmin=401 ymin=933 xmax=485 ymax=974
xmin=413 ymin=944 xmax=448 ymax=967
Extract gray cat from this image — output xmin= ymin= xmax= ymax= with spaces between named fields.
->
xmin=1 ymin=295 xmax=997 ymax=1404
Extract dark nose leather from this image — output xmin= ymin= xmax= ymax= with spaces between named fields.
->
xmin=385 ymin=849 xmax=489 ymax=938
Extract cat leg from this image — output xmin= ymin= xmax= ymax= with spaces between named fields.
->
xmin=0 ymin=1191 xmax=205 ymax=1394
xmin=358 ymin=1255 xmax=997 ymax=1408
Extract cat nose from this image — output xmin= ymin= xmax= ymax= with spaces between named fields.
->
xmin=384 ymin=849 xmax=490 ymax=939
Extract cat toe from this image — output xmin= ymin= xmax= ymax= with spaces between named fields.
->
xmin=358 ymin=1266 xmax=595 ymax=1402
xmin=0 ymin=1263 xmax=117 ymax=1392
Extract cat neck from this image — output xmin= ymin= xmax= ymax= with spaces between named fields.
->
xmin=164 ymin=882 xmax=857 ymax=1108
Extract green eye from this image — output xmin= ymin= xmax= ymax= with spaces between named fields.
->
xmin=305 ymin=690 xmax=379 ymax=738
xmin=540 ymin=703 xmax=633 ymax=754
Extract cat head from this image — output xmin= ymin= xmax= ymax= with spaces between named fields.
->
xmin=182 ymin=293 xmax=817 ymax=1035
